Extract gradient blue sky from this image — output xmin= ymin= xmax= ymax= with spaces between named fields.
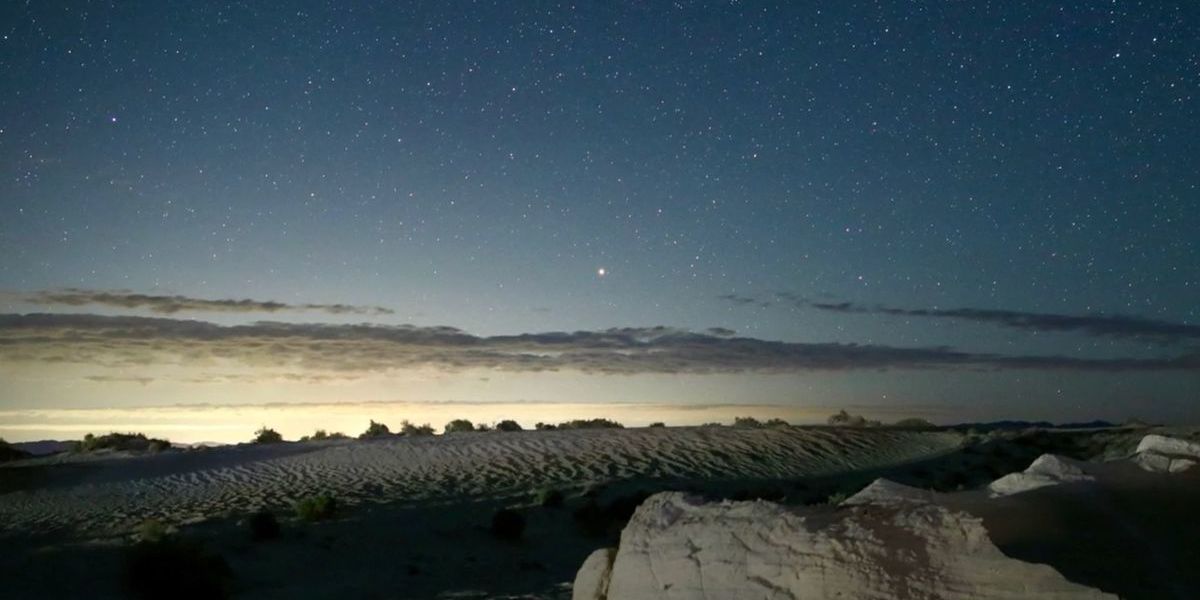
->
xmin=1 ymin=1 xmax=1197 ymax=441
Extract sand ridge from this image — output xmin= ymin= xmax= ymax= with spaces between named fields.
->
xmin=0 ymin=426 xmax=960 ymax=534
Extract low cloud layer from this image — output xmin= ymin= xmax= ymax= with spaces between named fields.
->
xmin=1 ymin=313 xmax=1195 ymax=376
xmin=719 ymin=293 xmax=1200 ymax=344
xmin=18 ymin=289 xmax=394 ymax=316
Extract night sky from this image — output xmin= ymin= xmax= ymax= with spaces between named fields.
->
xmin=1 ymin=2 xmax=1197 ymax=441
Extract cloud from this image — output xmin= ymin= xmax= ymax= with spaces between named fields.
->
xmin=0 ymin=313 xmax=1195 ymax=376
xmin=18 ymin=289 xmax=394 ymax=316
xmin=806 ymin=301 xmax=1200 ymax=344
xmin=720 ymin=293 xmax=1200 ymax=345
xmin=717 ymin=293 xmax=771 ymax=308
xmin=83 ymin=375 xmax=154 ymax=386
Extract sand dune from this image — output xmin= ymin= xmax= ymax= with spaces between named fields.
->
xmin=0 ymin=426 xmax=960 ymax=534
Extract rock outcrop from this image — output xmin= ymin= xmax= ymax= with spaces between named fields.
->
xmin=1132 ymin=434 xmax=1200 ymax=473
xmin=987 ymin=454 xmax=1094 ymax=497
xmin=573 ymin=548 xmax=617 ymax=600
xmin=575 ymin=487 xmax=1111 ymax=599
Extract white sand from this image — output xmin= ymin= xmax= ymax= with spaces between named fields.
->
xmin=0 ymin=426 xmax=961 ymax=534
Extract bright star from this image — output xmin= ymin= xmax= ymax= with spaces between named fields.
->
xmin=597 ymin=267 xmax=607 ymax=277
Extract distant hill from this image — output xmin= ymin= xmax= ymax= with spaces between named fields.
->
xmin=0 ymin=441 xmax=33 ymax=462
xmin=10 ymin=440 xmax=74 ymax=456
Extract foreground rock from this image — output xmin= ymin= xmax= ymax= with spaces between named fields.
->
xmin=577 ymin=488 xmax=1111 ymax=599
xmin=988 ymin=454 xmax=1094 ymax=497
xmin=1132 ymin=434 xmax=1200 ymax=473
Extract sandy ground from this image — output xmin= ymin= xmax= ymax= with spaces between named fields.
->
xmin=0 ymin=426 xmax=961 ymax=599
xmin=2 ymin=425 xmax=1195 ymax=599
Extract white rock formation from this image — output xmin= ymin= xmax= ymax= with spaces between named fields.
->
xmin=573 ymin=547 xmax=617 ymax=600
xmin=1132 ymin=434 xmax=1200 ymax=473
xmin=988 ymin=454 xmax=1095 ymax=497
xmin=576 ymin=487 xmax=1112 ymax=600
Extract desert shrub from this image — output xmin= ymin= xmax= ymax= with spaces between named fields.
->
xmin=491 ymin=508 xmax=525 ymax=540
xmin=299 ymin=430 xmax=348 ymax=442
xmin=572 ymin=490 xmax=651 ymax=538
xmin=359 ymin=420 xmax=391 ymax=439
xmin=647 ymin=422 xmax=665 ymax=428
xmin=252 ymin=427 xmax=283 ymax=444
xmin=76 ymin=432 xmax=171 ymax=453
xmin=733 ymin=416 xmax=764 ymax=428
xmin=294 ymin=494 xmax=337 ymax=522
xmin=444 ymin=419 xmax=475 ymax=434
xmin=534 ymin=422 xmax=556 ymax=430
xmin=700 ymin=422 xmax=724 ymax=427
xmin=825 ymin=491 xmax=848 ymax=505
xmin=891 ymin=418 xmax=937 ymax=429
xmin=557 ymin=418 xmax=624 ymax=430
xmin=248 ymin=510 xmax=281 ymax=541
xmin=123 ymin=538 xmax=233 ymax=600
xmin=0 ymin=438 xmax=30 ymax=462
xmin=826 ymin=410 xmax=881 ymax=428
xmin=399 ymin=420 xmax=435 ymax=436
xmin=476 ymin=423 xmax=493 ymax=432
xmin=495 ymin=419 xmax=523 ymax=432
xmin=537 ymin=488 xmax=565 ymax=508
xmin=136 ymin=518 xmax=170 ymax=543
xmin=765 ymin=418 xmax=789 ymax=428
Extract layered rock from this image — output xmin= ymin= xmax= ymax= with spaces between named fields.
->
xmin=575 ymin=487 xmax=1111 ymax=599
xmin=1132 ymin=434 xmax=1200 ymax=473
xmin=988 ymin=454 xmax=1094 ymax=497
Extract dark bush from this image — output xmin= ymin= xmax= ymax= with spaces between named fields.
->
xmin=300 ymin=429 xmax=349 ymax=442
xmin=294 ymin=494 xmax=337 ymax=522
xmin=537 ymin=488 xmax=565 ymax=508
xmin=534 ymin=422 xmax=557 ymax=430
xmin=647 ymin=422 xmax=665 ymax=428
xmin=359 ymin=420 xmax=391 ymax=439
xmin=136 ymin=518 xmax=170 ymax=543
xmin=248 ymin=510 xmax=281 ymax=541
xmin=826 ymin=410 xmax=881 ymax=427
xmin=495 ymin=419 xmax=523 ymax=432
xmin=399 ymin=420 xmax=435 ymax=436
xmin=75 ymin=432 xmax=171 ymax=453
xmin=123 ymin=538 xmax=233 ymax=600
xmin=491 ymin=508 xmax=525 ymax=540
xmin=444 ymin=419 xmax=475 ymax=434
xmin=733 ymin=416 xmax=764 ymax=428
xmin=556 ymin=418 xmax=624 ymax=430
xmin=252 ymin=427 xmax=283 ymax=444
xmin=765 ymin=418 xmax=790 ymax=428
xmin=0 ymin=438 xmax=31 ymax=462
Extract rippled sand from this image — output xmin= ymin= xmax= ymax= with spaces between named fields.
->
xmin=0 ymin=426 xmax=960 ymax=534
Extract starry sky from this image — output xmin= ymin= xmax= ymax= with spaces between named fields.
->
xmin=1 ymin=1 xmax=1197 ymax=442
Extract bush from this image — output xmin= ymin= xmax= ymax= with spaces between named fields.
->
xmin=359 ymin=420 xmax=391 ymax=439
xmin=299 ymin=429 xmax=349 ymax=442
xmin=765 ymin=418 xmax=789 ymax=428
xmin=124 ymin=538 xmax=233 ymax=600
xmin=537 ymin=488 xmax=565 ymax=508
xmin=136 ymin=518 xmax=170 ymax=543
xmin=252 ymin=427 xmax=283 ymax=444
xmin=248 ymin=510 xmax=281 ymax=541
xmin=733 ymin=416 xmax=764 ymax=428
xmin=0 ymin=438 xmax=31 ymax=462
xmin=647 ymin=422 xmax=665 ymax=428
xmin=491 ymin=508 xmax=525 ymax=540
xmin=827 ymin=410 xmax=881 ymax=428
xmin=75 ymin=432 xmax=171 ymax=453
xmin=556 ymin=418 xmax=624 ymax=430
xmin=476 ymin=423 xmax=493 ymax=432
xmin=294 ymin=494 xmax=337 ymax=522
xmin=825 ymin=491 xmax=848 ymax=505
xmin=534 ymin=422 xmax=556 ymax=430
xmin=444 ymin=419 xmax=475 ymax=434
xmin=495 ymin=419 xmax=523 ymax=432
xmin=399 ymin=420 xmax=435 ymax=436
